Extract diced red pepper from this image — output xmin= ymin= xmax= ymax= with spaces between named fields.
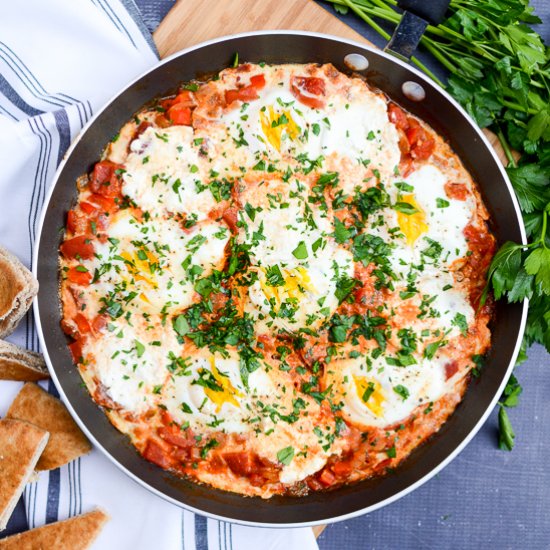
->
xmin=73 ymin=313 xmax=91 ymax=335
xmin=79 ymin=201 xmax=97 ymax=215
xmin=388 ymin=103 xmax=409 ymax=131
xmin=87 ymin=193 xmax=117 ymax=213
xmin=158 ymin=427 xmax=194 ymax=449
xmin=397 ymin=130 xmax=411 ymax=156
xmin=332 ymin=461 xmax=353 ymax=476
xmin=143 ymin=440 xmax=173 ymax=469
xmin=405 ymin=119 xmax=435 ymax=160
xmin=444 ymin=182 xmax=469 ymax=201
xmin=89 ymin=160 xmax=123 ymax=197
xmin=223 ymin=452 xmax=256 ymax=476
xmin=221 ymin=206 xmax=239 ymax=232
xmin=168 ymin=104 xmax=192 ymax=125
xmin=318 ymin=468 xmax=336 ymax=487
xmin=67 ymin=266 xmax=92 ymax=286
xmin=66 ymin=210 xmax=78 ymax=234
xmin=225 ymin=84 xmax=260 ymax=105
xmin=60 ymin=235 xmax=94 ymax=260
xmin=68 ymin=340 xmax=83 ymax=364
xmin=225 ymin=89 xmax=241 ymax=105
xmin=445 ymin=360 xmax=460 ymax=379
xmin=92 ymin=315 xmax=107 ymax=334
xmin=173 ymin=90 xmax=197 ymax=107
xmin=290 ymin=76 xmax=326 ymax=109
xmin=249 ymin=74 xmax=266 ymax=89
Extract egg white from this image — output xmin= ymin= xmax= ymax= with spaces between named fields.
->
xmin=122 ymin=126 xmax=219 ymax=220
xmin=325 ymin=351 xmax=460 ymax=428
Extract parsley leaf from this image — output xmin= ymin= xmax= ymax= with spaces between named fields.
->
xmin=393 ymin=385 xmax=410 ymax=400
xmin=277 ymin=446 xmax=295 ymax=465
xmin=292 ymin=241 xmax=308 ymax=259
xmin=394 ymin=202 xmax=419 ymax=215
xmin=265 ymin=265 xmax=285 ymax=287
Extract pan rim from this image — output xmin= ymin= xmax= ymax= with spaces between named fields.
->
xmin=32 ymin=29 xmax=528 ymax=528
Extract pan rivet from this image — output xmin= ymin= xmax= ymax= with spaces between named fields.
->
xmin=344 ymin=53 xmax=369 ymax=71
xmin=402 ymin=81 xmax=426 ymax=101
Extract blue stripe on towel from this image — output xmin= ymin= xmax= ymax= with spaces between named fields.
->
xmin=0 ymin=73 xmax=43 ymax=117
xmin=53 ymin=109 xmax=71 ymax=165
xmin=118 ymin=0 xmax=159 ymax=56
xmin=95 ymin=0 xmax=138 ymax=49
xmin=195 ymin=515 xmax=208 ymax=550
xmin=45 ymin=469 xmax=60 ymax=524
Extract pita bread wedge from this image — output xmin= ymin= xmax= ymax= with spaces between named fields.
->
xmin=0 ymin=419 xmax=49 ymax=531
xmin=0 ymin=246 xmax=38 ymax=339
xmin=0 ymin=508 xmax=109 ymax=549
xmin=6 ymin=383 xmax=91 ymax=471
xmin=0 ymin=340 xmax=49 ymax=381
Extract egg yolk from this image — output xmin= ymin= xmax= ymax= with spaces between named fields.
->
xmin=259 ymin=267 xmax=315 ymax=311
xmin=120 ymin=250 xmax=159 ymax=288
xmin=119 ymin=249 xmax=160 ymax=304
xmin=354 ymin=375 xmax=385 ymax=417
xmin=204 ymin=357 xmax=243 ymax=412
xmin=397 ymin=194 xmax=429 ymax=246
xmin=260 ymin=106 xmax=300 ymax=151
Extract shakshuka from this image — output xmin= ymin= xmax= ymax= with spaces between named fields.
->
xmin=60 ymin=63 xmax=495 ymax=497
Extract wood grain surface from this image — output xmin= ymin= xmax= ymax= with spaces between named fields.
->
xmin=153 ymin=0 xmax=370 ymax=58
xmin=150 ymin=0 xmax=508 ymax=539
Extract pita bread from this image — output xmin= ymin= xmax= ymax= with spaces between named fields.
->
xmin=0 ymin=508 xmax=109 ymax=549
xmin=6 ymin=383 xmax=91 ymax=471
xmin=0 ymin=340 xmax=49 ymax=381
xmin=0 ymin=246 xmax=38 ymax=339
xmin=0 ymin=419 xmax=49 ymax=531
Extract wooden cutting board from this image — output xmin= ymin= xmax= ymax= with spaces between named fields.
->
xmin=151 ymin=0 xmax=509 ymax=539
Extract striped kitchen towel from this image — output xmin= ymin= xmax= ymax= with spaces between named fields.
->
xmin=0 ymin=1 xmax=319 ymax=549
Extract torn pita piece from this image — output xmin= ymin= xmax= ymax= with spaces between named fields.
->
xmin=0 ymin=340 xmax=49 ymax=381
xmin=0 ymin=419 xmax=49 ymax=531
xmin=6 ymin=383 xmax=91 ymax=471
xmin=0 ymin=246 xmax=38 ymax=339
xmin=0 ymin=509 xmax=109 ymax=549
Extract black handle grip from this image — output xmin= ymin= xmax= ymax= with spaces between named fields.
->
xmin=397 ymin=0 xmax=451 ymax=26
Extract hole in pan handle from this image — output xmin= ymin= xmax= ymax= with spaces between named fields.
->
xmin=384 ymin=0 xmax=451 ymax=62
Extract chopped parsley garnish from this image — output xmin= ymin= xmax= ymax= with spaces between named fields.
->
xmin=292 ymin=241 xmax=308 ymax=259
xmin=424 ymin=339 xmax=447 ymax=359
xmin=134 ymin=340 xmax=145 ymax=358
xmin=394 ymin=202 xmax=419 ymax=215
xmin=173 ymin=315 xmax=190 ymax=337
xmin=200 ymin=438 xmax=219 ymax=458
xmin=277 ymin=446 xmax=295 ymax=465
xmin=361 ymin=381 xmax=376 ymax=402
xmin=452 ymin=313 xmax=469 ymax=336
xmin=265 ymin=264 xmax=285 ymax=287
xmin=180 ymin=402 xmax=193 ymax=414
xmin=393 ymin=385 xmax=410 ymax=400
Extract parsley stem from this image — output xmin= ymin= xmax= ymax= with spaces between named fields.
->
xmin=496 ymin=129 xmax=516 ymax=168
xmin=499 ymin=99 xmax=539 ymax=116
xmin=340 ymin=0 xmax=391 ymax=40
xmin=337 ymin=0 xmax=445 ymax=87
xmin=540 ymin=210 xmax=548 ymax=250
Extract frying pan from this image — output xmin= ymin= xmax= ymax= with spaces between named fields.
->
xmin=33 ymin=2 xmax=527 ymax=528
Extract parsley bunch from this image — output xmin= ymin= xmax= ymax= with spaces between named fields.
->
xmin=325 ymin=0 xmax=550 ymax=449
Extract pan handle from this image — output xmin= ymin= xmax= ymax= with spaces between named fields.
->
xmin=384 ymin=0 xmax=451 ymax=62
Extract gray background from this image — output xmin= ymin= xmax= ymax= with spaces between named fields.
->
xmin=135 ymin=1 xmax=550 ymax=548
